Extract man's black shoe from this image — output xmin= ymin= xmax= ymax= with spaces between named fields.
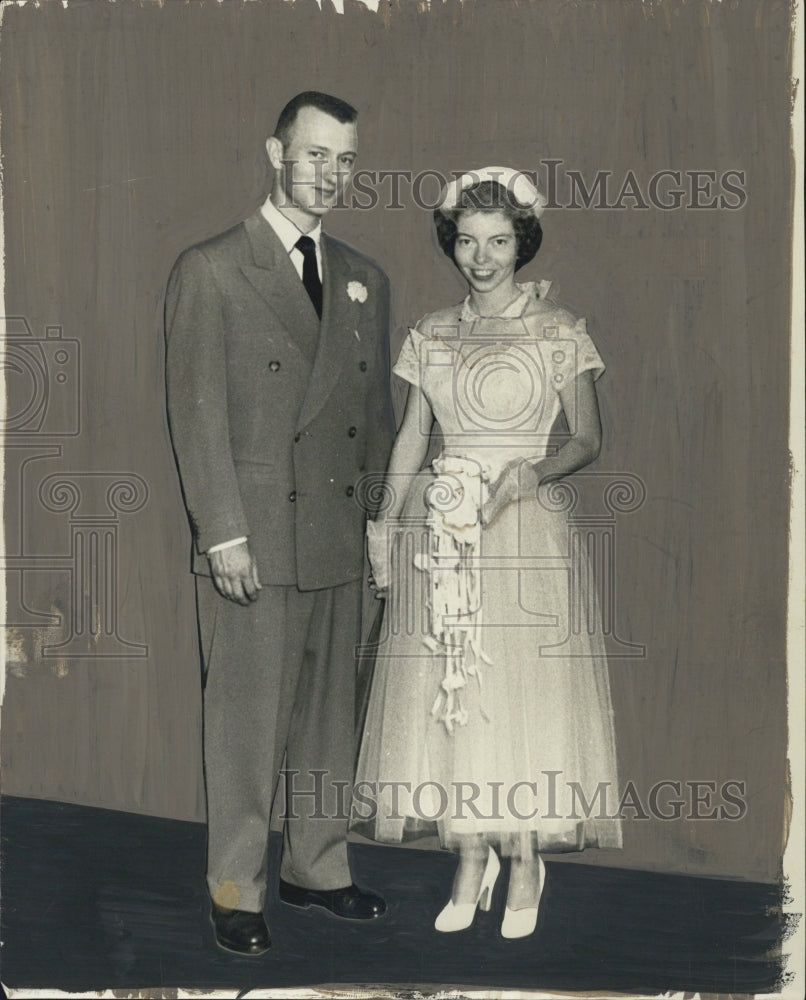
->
xmin=211 ymin=903 xmax=271 ymax=955
xmin=278 ymin=879 xmax=386 ymax=919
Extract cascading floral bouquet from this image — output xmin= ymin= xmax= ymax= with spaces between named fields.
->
xmin=414 ymin=454 xmax=494 ymax=733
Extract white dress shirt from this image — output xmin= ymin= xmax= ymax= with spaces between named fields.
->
xmin=260 ymin=194 xmax=323 ymax=280
xmin=207 ymin=198 xmax=322 ymax=556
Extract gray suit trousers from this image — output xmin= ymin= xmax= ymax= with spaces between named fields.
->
xmin=197 ymin=575 xmax=361 ymax=912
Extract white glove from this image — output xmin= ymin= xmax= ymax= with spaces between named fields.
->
xmin=366 ymin=519 xmax=390 ymax=590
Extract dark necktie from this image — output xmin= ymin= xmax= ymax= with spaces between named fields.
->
xmin=295 ymin=234 xmax=323 ymax=319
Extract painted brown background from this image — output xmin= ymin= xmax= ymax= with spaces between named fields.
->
xmin=0 ymin=0 xmax=794 ymax=883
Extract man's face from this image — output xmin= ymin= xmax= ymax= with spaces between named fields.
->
xmin=268 ymin=106 xmax=358 ymax=225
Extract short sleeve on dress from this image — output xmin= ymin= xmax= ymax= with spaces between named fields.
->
xmin=549 ymin=317 xmax=605 ymax=392
xmin=392 ymin=327 xmax=425 ymax=387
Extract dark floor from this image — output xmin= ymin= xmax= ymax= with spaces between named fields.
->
xmin=0 ymin=795 xmax=785 ymax=995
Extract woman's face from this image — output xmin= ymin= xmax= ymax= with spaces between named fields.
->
xmin=453 ymin=210 xmax=518 ymax=295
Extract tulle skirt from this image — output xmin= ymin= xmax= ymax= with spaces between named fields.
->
xmin=353 ymin=467 xmax=623 ymax=859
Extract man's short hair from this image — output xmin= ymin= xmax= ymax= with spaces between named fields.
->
xmin=273 ymin=91 xmax=358 ymax=146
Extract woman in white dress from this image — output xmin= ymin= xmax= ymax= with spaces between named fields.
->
xmin=354 ymin=167 xmax=622 ymax=939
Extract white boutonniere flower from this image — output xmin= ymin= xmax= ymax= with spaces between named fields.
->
xmin=347 ymin=280 xmax=368 ymax=303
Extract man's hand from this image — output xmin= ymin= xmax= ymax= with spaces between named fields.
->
xmin=209 ymin=541 xmax=262 ymax=605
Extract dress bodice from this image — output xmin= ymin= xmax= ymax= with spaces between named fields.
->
xmin=393 ymin=282 xmax=605 ymax=477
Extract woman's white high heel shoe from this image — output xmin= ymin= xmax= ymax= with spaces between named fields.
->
xmin=434 ymin=846 xmax=500 ymax=932
xmin=501 ymin=855 xmax=545 ymax=939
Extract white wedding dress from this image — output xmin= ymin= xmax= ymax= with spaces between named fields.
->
xmin=353 ymin=283 xmax=622 ymax=859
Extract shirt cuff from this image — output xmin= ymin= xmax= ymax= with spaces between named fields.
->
xmin=207 ymin=536 xmax=248 ymax=554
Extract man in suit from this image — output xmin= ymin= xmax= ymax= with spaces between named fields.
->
xmin=165 ymin=92 xmax=395 ymax=955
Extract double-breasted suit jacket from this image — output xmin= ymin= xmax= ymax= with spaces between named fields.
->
xmin=165 ymin=209 xmax=395 ymax=590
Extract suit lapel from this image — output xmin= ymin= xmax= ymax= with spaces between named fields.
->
xmin=240 ymin=212 xmax=321 ymax=363
xmin=296 ymin=236 xmax=365 ymax=431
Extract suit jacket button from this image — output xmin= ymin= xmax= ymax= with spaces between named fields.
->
xmin=348 ymin=426 xmax=357 ymax=437
xmin=345 ymin=486 xmax=354 ymax=497
xmin=288 ymin=491 xmax=296 ymax=502
xmin=269 ymin=361 xmax=281 ymax=372
xmin=359 ymin=361 xmax=367 ymax=372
